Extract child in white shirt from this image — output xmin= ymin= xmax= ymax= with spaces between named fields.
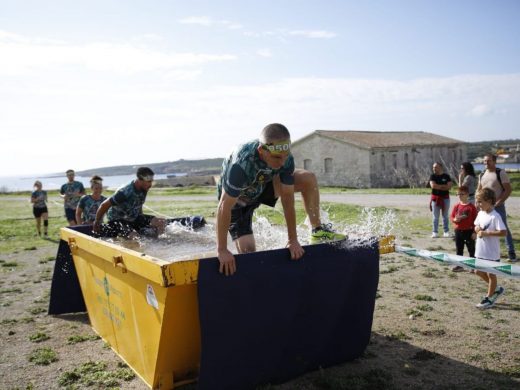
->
xmin=474 ymin=188 xmax=507 ymax=309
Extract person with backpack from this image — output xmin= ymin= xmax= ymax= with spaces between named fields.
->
xmin=477 ymin=153 xmax=516 ymax=262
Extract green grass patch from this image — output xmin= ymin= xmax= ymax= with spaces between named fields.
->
xmin=500 ymin=365 xmax=520 ymax=378
xmin=1 ymin=318 xmax=18 ymax=325
xmin=421 ymin=268 xmax=441 ymax=279
xmin=0 ymin=287 xmax=22 ymax=294
xmin=416 ymin=304 xmax=434 ymax=312
xmin=67 ymin=334 xmax=101 ymax=344
xmin=386 ymin=331 xmax=410 ymax=341
xmin=28 ymin=347 xmax=58 ymax=365
xmin=406 ymin=308 xmax=423 ymax=317
xmin=414 ymin=294 xmax=436 ymax=301
xmin=29 ymin=332 xmax=50 ymax=343
xmin=58 ymin=361 xmax=135 ymax=387
xmin=420 ymin=328 xmax=446 ymax=336
xmin=380 ymin=265 xmax=399 ymax=274
xmin=1 ymin=261 xmax=19 ymax=267
xmin=319 ymin=186 xmax=431 ymax=195
xmin=153 ymin=186 xmax=216 ymax=196
xmin=27 ymin=307 xmax=46 ymax=315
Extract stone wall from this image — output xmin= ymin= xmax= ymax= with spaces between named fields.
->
xmin=291 ymin=134 xmax=371 ymax=187
xmin=292 ymin=134 xmax=467 ymax=188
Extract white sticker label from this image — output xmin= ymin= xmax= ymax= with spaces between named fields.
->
xmin=146 ymin=284 xmax=159 ymax=309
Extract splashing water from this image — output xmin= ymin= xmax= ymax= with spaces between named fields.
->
xmin=338 ymin=207 xmax=400 ymax=250
xmin=102 ymin=223 xmax=220 ymax=262
xmin=251 ymin=216 xmax=310 ymax=250
xmin=100 ymin=207 xmax=400 ymax=262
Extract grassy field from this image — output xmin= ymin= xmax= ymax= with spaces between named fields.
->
xmin=0 ymin=189 xmax=364 ymax=254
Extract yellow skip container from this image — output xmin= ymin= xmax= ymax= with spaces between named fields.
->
xmin=60 ymin=227 xmax=202 ymax=389
xmin=51 ymin=226 xmax=395 ymax=389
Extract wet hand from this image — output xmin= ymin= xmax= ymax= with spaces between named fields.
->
xmin=218 ymin=249 xmax=236 ymax=276
xmin=286 ymin=240 xmax=304 ymax=260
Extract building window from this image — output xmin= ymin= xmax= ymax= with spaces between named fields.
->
xmin=304 ymin=159 xmax=312 ymax=170
xmin=459 ymin=148 xmax=463 ymax=162
xmin=452 ymin=149 xmax=456 ymax=163
xmin=381 ymin=154 xmax=385 ymax=171
xmin=404 ymin=152 xmax=409 ymax=169
xmin=393 ymin=154 xmax=397 ymax=170
xmin=324 ymin=158 xmax=333 ymax=173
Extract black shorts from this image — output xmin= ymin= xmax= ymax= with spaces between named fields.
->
xmin=33 ymin=207 xmax=48 ymax=218
xmin=65 ymin=208 xmax=76 ymax=221
xmin=100 ymin=214 xmax=155 ymax=238
xmin=229 ymin=182 xmax=278 ymax=240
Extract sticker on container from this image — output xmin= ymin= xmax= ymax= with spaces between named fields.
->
xmin=146 ymin=284 xmax=159 ymax=309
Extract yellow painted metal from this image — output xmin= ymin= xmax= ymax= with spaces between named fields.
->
xmin=60 ymin=228 xmax=201 ymax=389
xmin=378 ymin=235 xmax=395 ymax=254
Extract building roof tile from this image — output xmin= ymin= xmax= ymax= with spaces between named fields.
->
xmin=302 ymin=130 xmax=464 ymax=149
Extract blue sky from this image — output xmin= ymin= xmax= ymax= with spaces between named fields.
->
xmin=1 ymin=0 xmax=519 ymax=176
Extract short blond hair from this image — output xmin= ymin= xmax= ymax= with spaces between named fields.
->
xmin=476 ymin=188 xmax=496 ymax=205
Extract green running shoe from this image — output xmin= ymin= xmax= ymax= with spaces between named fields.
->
xmin=310 ymin=224 xmax=346 ymax=244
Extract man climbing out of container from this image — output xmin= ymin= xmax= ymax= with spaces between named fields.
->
xmin=216 ymin=123 xmax=345 ymax=276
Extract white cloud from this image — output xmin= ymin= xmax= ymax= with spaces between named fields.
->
xmin=256 ymin=48 xmax=272 ymax=57
xmin=178 ymin=16 xmax=243 ymax=30
xmin=178 ymin=16 xmax=214 ymax=26
xmin=469 ymin=104 xmax=493 ymax=117
xmin=0 ymin=32 xmax=236 ymax=75
xmin=2 ymin=59 xmax=520 ymax=175
xmin=288 ymin=30 xmax=337 ymax=39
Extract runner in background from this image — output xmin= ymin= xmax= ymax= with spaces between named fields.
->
xmin=31 ymin=180 xmax=48 ymax=237
xmin=60 ymin=169 xmax=85 ymax=226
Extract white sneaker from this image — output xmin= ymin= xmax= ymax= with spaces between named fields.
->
xmin=443 ymin=232 xmax=451 ymax=238
xmin=431 ymin=232 xmax=438 ymax=238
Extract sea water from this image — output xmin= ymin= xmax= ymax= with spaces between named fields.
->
xmin=102 ymin=207 xmax=399 ymax=262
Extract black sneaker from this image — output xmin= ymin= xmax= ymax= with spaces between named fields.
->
xmin=491 ymin=286 xmax=505 ymax=303
xmin=476 ymin=296 xmax=494 ymax=309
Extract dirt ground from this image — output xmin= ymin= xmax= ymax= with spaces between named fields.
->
xmin=1 ymin=194 xmax=519 ymax=389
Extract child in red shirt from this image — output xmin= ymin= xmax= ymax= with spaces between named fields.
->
xmin=451 ymin=185 xmax=478 ymax=272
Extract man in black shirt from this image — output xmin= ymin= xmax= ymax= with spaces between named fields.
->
xmin=429 ymin=162 xmax=453 ymax=238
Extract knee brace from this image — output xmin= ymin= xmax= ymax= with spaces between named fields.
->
xmin=44 ymin=220 xmax=49 ymax=227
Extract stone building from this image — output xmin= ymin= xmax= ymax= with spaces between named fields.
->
xmin=291 ymin=130 xmax=466 ymax=188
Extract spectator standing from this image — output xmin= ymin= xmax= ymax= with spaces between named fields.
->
xmin=473 ymin=188 xmax=507 ymax=309
xmin=458 ymin=162 xmax=477 ymax=204
xmin=477 ymin=153 xmax=516 ymax=262
xmin=60 ymin=169 xmax=85 ymax=226
xmin=450 ymin=185 xmax=477 ymax=272
xmin=31 ymin=180 xmax=48 ymax=237
xmin=429 ymin=162 xmax=453 ymax=238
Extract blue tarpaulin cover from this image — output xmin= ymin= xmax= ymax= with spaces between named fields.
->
xmin=197 ymin=241 xmax=379 ymax=390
